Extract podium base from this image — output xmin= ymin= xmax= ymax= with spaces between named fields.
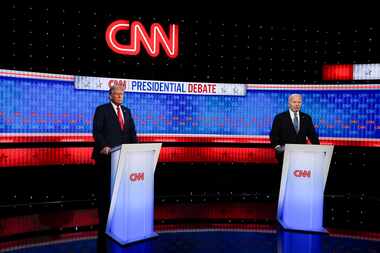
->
xmin=106 ymin=231 xmax=159 ymax=246
xmin=278 ymin=220 xmax=328 ymax=234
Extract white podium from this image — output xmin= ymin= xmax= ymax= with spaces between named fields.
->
xmin=106 ymin=143 xmax=161 ymax=245
xmin=277 ymin=144 xmax=333 ymax=232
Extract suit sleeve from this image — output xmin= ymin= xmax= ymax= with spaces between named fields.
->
xmin=270 ymin=115 xmax=281 ymax=148
xmin=128 ymin=110 xmax=138 ymax=143
xmin=92 ymin=106 xmax=108 ymax=149
xmin=307 ymin=116 xmax=320 ymax=144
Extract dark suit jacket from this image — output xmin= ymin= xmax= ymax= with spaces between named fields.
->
xmin=270 ymin=111 xmax=319 ymax=148
xmin=92 ymin=103 xmax=137 ymax=160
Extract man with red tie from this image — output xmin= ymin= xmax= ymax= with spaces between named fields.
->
xmin=92 ymin=85 xmax=137 ymax=233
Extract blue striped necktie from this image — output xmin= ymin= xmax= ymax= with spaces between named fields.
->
xmin=293 ymin=112 xmax=299 ymax=133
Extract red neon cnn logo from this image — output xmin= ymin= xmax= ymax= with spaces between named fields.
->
xmin=130 ymin=172 xmax=144 ymax=182
xmin=293 ymin=170 xmax=311 ymax=178
xmin=105 ymin=20 xmax=179 ymax=59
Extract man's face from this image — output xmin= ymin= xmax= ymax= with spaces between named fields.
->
xmin=288 ymin=96 xmax=302 ymax=112
xmin=110 ymin=88 xmax=124 ymax=105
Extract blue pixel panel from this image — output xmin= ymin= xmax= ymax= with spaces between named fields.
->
xmin=0 ymin=76 xmax=380 ymax=143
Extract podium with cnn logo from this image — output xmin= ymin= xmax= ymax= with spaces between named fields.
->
xmin=277 ymin=144 xmax=334 ymax=233
xmin=106 ymin=143 xmax=161 ymax=245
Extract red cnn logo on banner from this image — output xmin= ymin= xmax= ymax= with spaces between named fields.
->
xmin=106 ymin=20 xmax=179 ymax=59
xmin=130 ymin=172 xmax=144 ymax=182
xmin=108 ymin=79 xmax=127 ymax=90
xmin=293 ymin=170 xmax=311 ymax=178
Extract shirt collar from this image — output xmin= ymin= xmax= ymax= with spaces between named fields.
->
xmin=111 ymin=102 xmax=121 ymax=110
xmin=289 ymin=109 xmax=299 ymax=118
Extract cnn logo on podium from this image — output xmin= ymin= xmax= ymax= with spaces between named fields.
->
xmin=293 ymin=170 xmax=311 ymax=178
xmin=130 ymin=172 xmax=144 ymax=182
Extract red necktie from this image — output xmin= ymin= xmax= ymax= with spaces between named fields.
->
xmin=117 ymin=106 xmax=124 ymax=130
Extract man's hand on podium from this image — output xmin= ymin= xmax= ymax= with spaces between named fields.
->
xmin=275 ymin=145 xmax=285 ymax=153
xmin=100 ymin=146 xmax=111 ymax=155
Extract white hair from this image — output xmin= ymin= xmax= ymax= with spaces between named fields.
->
xmin=288 ymin=94 xmax=302 ymax=103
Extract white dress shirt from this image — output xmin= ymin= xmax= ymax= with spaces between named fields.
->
xmin=289 ymin=109 xmax=300 ymax=129
xmin=110 ymin=102 xmax=124 ymax=122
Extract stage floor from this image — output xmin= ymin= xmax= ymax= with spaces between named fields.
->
xmin=1 ymin=228 xmax=380 ymax=253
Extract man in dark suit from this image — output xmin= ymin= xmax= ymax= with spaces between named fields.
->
xmin=92 ymin=85 xmax=137 ymax=233
xmin=270 ymin=94 xmax=319 ymax=164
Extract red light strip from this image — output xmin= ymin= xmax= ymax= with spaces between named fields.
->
xmin=0 ymin=147 xmax=277 ymax=167
xmin=0 ymin=147 xmax=95 ymax=167
xmin=0 ymin=137 xmax=379 ymax=167
xmin=1 ymin=134 xmax=379 ymax=147
xmin=322 ymin=64 xmax=354 ymax=80
xmin=0 ymin=69 xmax=75 ymax=81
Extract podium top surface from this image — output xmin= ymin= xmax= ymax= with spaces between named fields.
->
xmin=284 ymin=144 xmax=334 ymax=153
xmin=111 ymin=143 xmax=162 ymax=153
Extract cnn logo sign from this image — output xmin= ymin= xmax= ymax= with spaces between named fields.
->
xmin=106 ymin=20 xmax=179 ymax=59
xmin=130 ymin=172 xmax=144 ymax=182
xmin=293 ymin=170 xmax=311 ymax=178
xmin=108 ymin=79 xmax=127 ymax=90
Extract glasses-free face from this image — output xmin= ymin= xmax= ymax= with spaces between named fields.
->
xmin=288 ymin=95 xmax=302 ymax=112
xmin=110 ymin=89 xmax=124 ymax=105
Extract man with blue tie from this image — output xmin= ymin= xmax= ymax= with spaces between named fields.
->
xmin=92 ymin=85 xmax=137 ymax=233
xmin=270 ymin=94 xmax=320 ymax=164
